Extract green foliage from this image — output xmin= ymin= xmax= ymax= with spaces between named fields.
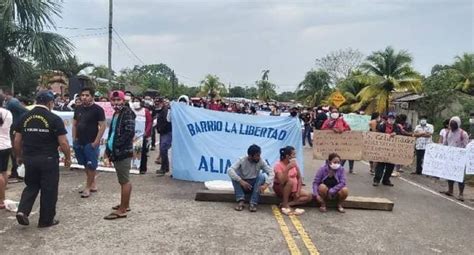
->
xmin=356 ymin=46 xmax=422 ymax=113
xmin=256 ymin=80 xmax=276 ymax=102
xmin=228 ymin=86 xmax=246 ymax=98
xmin=0 ymin=0 xmax=73 ymax=92
xmin=450 ymin=53 xmax=474 ymax=94
xmin=199 ymin=74 xmax=226 ymax=99
xmin=297 ymin=69 xmax=331 ymax=107
xmin=275 ymin=91 xmax=297 ymax=102
xmin=49 ymin=55 xmax=93 ymax=78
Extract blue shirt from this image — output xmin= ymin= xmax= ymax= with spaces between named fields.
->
xmin=107 ymin=115 xmax=118 ymax=151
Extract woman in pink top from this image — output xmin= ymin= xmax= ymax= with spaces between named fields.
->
xmin=273 ymin=146 xmax=312 ymax=215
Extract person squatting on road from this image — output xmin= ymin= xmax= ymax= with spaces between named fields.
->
xmin=273 ymin=146 xmax=312 ymax=216
xmin=313 ymin=153 xmax=348 ymax=213
xmin=14 ymin=91 xmax=72 ymax=228
xmin=72 ymin=87 xmax=106 ymax=198
xmin=440 ymin=116 xmax=469 ymax=201
xmin=104 ymin=91 xmax=136 ymax=220
xmin=228 ymin=144 xmax=275 ymax=212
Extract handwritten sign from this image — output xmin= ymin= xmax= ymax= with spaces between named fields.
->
xmin=422 ymin=144 xmax=466 ymax=182
xmin=362 ymin=132 xmax=416 ymax=165
xmin=313 ymin=131 xmax=363 ymax=160
xmin=343 ymin=114 xmax=370 ymax=131
xmin=96 ymin=102 xmax=115 ymax=119
xmin=466 ymin=142 xmax=474 ymax=175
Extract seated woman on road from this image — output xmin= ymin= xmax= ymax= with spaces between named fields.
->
xmin=273 ymin=146 xmax=312 ymax=215
xmin=313 ymin=153 xmax=348 ymax=213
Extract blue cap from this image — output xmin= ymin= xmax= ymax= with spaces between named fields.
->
xmin=387 ymin=112 xmax=396 ymax=118
xmin=36 ymin=90 xmax=55 ymax=104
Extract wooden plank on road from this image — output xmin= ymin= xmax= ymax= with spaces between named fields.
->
xmin=195 ymin=190 xmax=394 ymax=211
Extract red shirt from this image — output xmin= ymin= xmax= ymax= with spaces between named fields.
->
xmin=321 ymin=118 xmax=351 ymax=131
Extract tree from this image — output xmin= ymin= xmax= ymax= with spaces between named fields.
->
xmin=256 ymin=80 xmax=277 ymax=102
xmin=355 ymin=46 xmax=422 ymax=113
xmin=91 ymin=65 xmax=114 ymax=78
xmin=316 ymin=48 xmax=364 ymax=85
xmin=199 ymin=74 xmax=226 ymax=99
xmin=50 ymin=55 xmax=93 ymax=78
xmin=228 ymin=86 xmax=246 ymax=97
xmin=336 ymin=70 xmax=369 ymax=112
xmin=275 ymin=91 xmax=296 ymax=102
xmin=262 ymin=70 xmax=270 ymax=81
xmin=0 ymin=0 xmax=73 ymax=93
xmin=297 ymin=69 xmax=331 ymax=107
xmin=245 ymin=87 xmax=258 ymax=99
xmin=450 ymin=53 xmax=474 ymax=94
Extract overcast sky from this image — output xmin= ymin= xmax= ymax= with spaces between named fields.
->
xmin=55 ymin=0 xmax=473 ymax=92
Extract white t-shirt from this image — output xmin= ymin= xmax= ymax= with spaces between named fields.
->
xmin=0 ymin=108 xmax=13 ymax=150
xmin=439 ymin=128 xmax=448 ymax=141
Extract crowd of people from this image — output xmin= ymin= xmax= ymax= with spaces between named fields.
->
xmin=0 ymin=87 xmax=470 ymax=226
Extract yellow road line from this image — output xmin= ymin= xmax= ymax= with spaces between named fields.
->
xmin=271 ymin=205 xmax=301 ymax=255
xmin=289 ymin=215 xmax=320 ymax=255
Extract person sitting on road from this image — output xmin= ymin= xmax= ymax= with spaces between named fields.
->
xmin=313 ymin=153 xmax=348 ymax=213
xmin=273 ymin=146 xmax=312 ymax=215
xmin=228 ymin=144 xmax=275 ymax=212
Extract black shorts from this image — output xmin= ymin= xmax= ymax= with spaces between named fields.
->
xmin=0 ymin=149 xmax=11 ymax=172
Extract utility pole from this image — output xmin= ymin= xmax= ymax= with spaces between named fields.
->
xmin=107 ymin=0 xmax=113 ymax=87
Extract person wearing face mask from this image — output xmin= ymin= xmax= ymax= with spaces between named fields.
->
xmin=313 ymin=106 xmax=328 ymax=130
xmin=155 ymin=97 xmax=172 ymax=176
xmin=289 ymin=107 xmax=299 ymax=118
xmin=104 ymin=91 xmax=136 ymax=220
xmin=273 ymin=146 xmax=312 ymax=215
xmin=228 ymin=144 xmax=274 ymax=212
xmin=124 ymin=91 xmax=133 ymax=106
xmin=373 ymin=113 xmax=402 ymax=187
xmin=440 ymin=116 xmax=469 ymax=201
xmin=313 ymin=153 xmax=348 ymax=213
xmin=412 ymin=116 xmax=433 ymax=175
xmin=131 ymin=97 xmax=152 ymax=174
xmin=13 ymin=90 xmax=71 ymax=227
xmin=72 ymin=87 xmax=106 ymax=198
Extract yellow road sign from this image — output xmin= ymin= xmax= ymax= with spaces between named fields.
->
xmin=330 ymin=91 xmax=346 ymax=108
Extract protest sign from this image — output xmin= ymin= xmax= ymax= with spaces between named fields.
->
xmin=313 ymin=131 xmax=363 ymax=160
xmin=95 ymin=102 xmax=115 ymax=119
xmin=343 ymin=114 xmax=370 ymax=131
xmin=422 ymin=144 xmax=466 ymax=182
xmin=54 ymin=106 xmax=145 ymax=174
xmin=171 ymin=102 xmax=303 ymax=182
xmin=363 ymin=132 xmax=416 ymax=165
xmin=465 ymin=142 xmax=474 ymax=175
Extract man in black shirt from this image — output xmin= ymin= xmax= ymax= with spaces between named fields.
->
xmin=300 ymin=109 xmax=313 ymax=147
xmin=155 ymin=97 xmax=172 ymax=176
xmin=14 ymin=90 xmax=71 ymax=228
xmin=72 ymin=87 xmax=106 ymax=198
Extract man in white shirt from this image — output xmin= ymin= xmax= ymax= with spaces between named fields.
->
xmin=412 ymin=116 xmax=433 ymax=175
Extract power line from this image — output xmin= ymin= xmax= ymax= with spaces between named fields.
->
xmin=56 ymin=26 xmax=107 ymax=30
xmin=112 ymin=28 xmax=145 ymax=65
xmin=67 ymin=32 xmax=108 ymax=38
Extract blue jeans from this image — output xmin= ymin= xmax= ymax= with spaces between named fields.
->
xmin=231 ymin=173 xmax=266 ymax=205
xmin=302 ymin=125 xmax=313 ymax=147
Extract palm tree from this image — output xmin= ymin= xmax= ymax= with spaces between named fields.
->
xmin=199 ymin=74 xmax=226 ymax=99
xmin=262 ymin=70 xmax=270 ymax=81
xmin=337 ymin=70 xmax=369 ymax=111
xmin=52 ymin=55 xmax=94 ymax=78
xmin=256 ymin=80 xmax=276 ymax=102
xmin=297 ymin=69 xmax=331 ymax=107
xmin=355 ymin=46 xmax=422 ymax=113
xmin=0 ymin=0 xmax=73 ymax=93
xmin=450 ymin=53 xmax=474 ymax=94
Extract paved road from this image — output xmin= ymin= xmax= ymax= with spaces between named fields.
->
xmin=0 ymin=147 xmax=473 ymax=254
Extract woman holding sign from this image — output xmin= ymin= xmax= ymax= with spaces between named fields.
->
xmin=273 ymin=146 xmax=312 ymax=215
xmin=321 ymin=108 xmax=354 ymax=173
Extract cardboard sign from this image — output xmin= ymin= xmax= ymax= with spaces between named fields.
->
xmin=343 ymin=114 xmax=371 ymax=131
xmin=362 ymin=132 xmax=416 ymax=165
xmin=313 ymin=131 xmax=363 ymax=160
xmin=422 ymin=144 xmax=466 ymax=182
xmin=465 ymin=142 xmax=474 ymax=175
xmin=95 ymin=102 xmax=115 ymax=119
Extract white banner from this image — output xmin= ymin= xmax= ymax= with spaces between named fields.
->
xmin=422 ymin=144 xmax=466 ymax=182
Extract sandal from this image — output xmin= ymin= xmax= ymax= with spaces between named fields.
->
xmin=337 ymin=206 xmax=346 ymax=213
xmin=281 ymin=207 xmax=293 ymax=216
xmin=112 ymin=205 xmax=131 ymax=212
xmin=293 ymin=208 xmax=305 ymax=216
xmin=104 ymin=212 xmax=127 ymax=220
xmin=80 ymin=191 xmax=91 ymax=198
xmin=440 ymin=191 xmax=453 ymax=197
xmin=79 ymin=189 xmax=98 ymax=194
xmin=457 ymin=195 xmax=464 ymax=202
xmin=319 ymin=206 xmax=327 ymax=213
xmin=249 ymin=204 xmax=257 ymax=212
xmin=234 ymin=201 xmax=245 ymax=211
